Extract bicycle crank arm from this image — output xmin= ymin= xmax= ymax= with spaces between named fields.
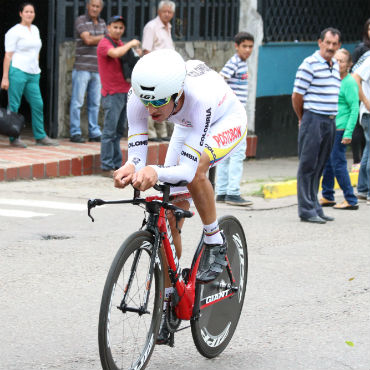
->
xmin=212 ymin=281 xmax=239 ymax=292
xmin=117 ymin=305 xmax=151 ymax=316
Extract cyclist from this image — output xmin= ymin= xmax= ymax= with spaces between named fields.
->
xmin=113 ymin=49 xmax=247 ymax=341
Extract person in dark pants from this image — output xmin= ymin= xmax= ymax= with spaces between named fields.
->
xmin=349 ymin=18 xmax=370 ymax=171
xmin=292 ymin=28 xmax=342 ymax=224
xmin=97 ymin=16 xmax=141 ymax=177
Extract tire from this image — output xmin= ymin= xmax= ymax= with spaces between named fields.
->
xmin=98 ymin=231 xmax=164 ymax=370
xmin=191 ymin=215 xmax=248 ymax=358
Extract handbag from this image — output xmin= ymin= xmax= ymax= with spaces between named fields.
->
xmin=104 ymin=35 xmax=140 ymax=83
xmin=0 ymin=90 xmax=25 ymax=137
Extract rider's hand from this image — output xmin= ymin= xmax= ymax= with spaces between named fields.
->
xmin=132 ymin=166 xmax=158 ymax=191
xmin=113 ymin=163 xmax=136 ymax=188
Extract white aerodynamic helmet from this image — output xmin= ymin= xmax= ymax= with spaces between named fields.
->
xmin=131 ymin=49 xmax=186 ymax=101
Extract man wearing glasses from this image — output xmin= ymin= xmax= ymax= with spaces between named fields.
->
xmin=97 ymin=16 xmax=141 ymax=177
xmin=114 ymin=49 xmax=247 ymax=281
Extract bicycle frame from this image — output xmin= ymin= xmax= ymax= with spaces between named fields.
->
xmin=87 ymin=187 xmax=239 ymax=322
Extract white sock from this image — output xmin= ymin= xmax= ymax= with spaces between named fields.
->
xmin=163 ymin=287 xmax=174 ymax=309
xmin=203 ymin=220 xmax=223 ymax=245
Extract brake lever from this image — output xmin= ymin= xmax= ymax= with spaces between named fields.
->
xmin=87 ymin=198 xmax=105 ymax=222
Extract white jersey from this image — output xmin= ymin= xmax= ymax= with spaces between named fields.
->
xmin=126 ymin=60 xmax=247 ymax=184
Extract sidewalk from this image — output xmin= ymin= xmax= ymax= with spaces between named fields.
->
xmin=0 ymin=133 xmax=168 ymax=182
xmin=0 ymin=132 xmax=359 ymax=201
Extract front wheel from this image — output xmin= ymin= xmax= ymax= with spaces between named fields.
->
xmin=191 ymin=215 xmax=248 ymax=358
xmin=98 ymin=231 xmax=164 ymax=370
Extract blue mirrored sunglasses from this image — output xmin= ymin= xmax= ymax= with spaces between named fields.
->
xmin=140 ymin=96 xmax=171 ymax=108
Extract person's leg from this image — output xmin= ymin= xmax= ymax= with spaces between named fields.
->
xmin=315 ymin=118 xmax=335 ymax=218
xmin=215 ymin=156 xmax=230 ymax=197
xmin=332 ymin=131 xmax=358 ymax=205
xmin=297 ymin=112 xmax=321 ymax=219
xmin=101 ymin=94 xmax=121 ymax=171
xmin=147 ymin=117 xmax=159 ymax=139
xmin=321 ymin=133 xmax=337 ymax=202
xmin=86 ymin=72 xmax=102 ymax=139
xmin=154 ymin=120 xmax=168 ymax=139
xmin=113 ymin=93 xmax=127 ymax=169
xmin=351 ymin=121 xmax=364 ymax=164
xmin=226 ymin=137 xmax=246 ymax=196
xmin=22 ymin=72 xmax=47 ymax=140
xmin=69 ymin=70 xmax=89 ymax=137
xmin=7 ymin=66 xmax=27 ymax=142
xmin=357 ymin=114 xmax=370 ymax=195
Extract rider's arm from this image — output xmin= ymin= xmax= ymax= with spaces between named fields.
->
xmin=126 ymin=91 xmax=150 ymax=171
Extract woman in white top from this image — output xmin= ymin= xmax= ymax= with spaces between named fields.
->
xmin=1 ymin=2 xmax=58 ymax=147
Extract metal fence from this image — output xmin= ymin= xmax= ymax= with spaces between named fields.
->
xmin=258 ymin=0 xmax=370 ymax=43
xmin=58 ymin=0 xmax=240 ymax=42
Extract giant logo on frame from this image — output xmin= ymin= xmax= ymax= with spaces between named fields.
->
xmin=212 ymin=126 xmax=242 ymax=147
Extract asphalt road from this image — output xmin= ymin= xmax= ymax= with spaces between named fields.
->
xmin=0 ymin=175 xmax=369 ymax=370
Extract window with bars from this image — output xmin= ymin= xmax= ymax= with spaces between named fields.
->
xmin=258 ymin=0 xmax=370 ymax=43
xmin=58 ymin=0 xmax=239 ymax=42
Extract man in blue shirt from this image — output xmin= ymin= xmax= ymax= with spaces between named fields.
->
xmin=292 ymin=28 xmax=341 ymax=223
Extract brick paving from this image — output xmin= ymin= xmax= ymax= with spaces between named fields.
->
xmin=0 ymin=135 xmax=169 ymax=182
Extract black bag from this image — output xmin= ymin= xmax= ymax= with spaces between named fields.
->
xmin=0 ymin=90 xmax=25 ymax=137
xmin=105 ymin=35 xmax=140 ymax=83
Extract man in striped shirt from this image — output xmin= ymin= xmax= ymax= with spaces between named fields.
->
xmin=292 ymin=28 xmax=342 ymax=223
xmin=69 ymin=0 xmax=106 ymax=143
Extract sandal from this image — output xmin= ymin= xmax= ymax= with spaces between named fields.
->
xmin=333 ymin=200 xmax=359 ymax=210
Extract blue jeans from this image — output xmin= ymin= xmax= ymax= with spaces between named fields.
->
xmin=322 ymin=130 xmax=358 ymax=205
xmin=69 ymin=70 xmax=102 ymax=138
xmin=101 ymin=93 xmax=127 ymax=170
xmin=215 ymin=137 xmax=246 ymax=196
xmin=357 ymin=113 xmax=370 ymax=198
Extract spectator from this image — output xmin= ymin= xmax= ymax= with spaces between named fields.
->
xmin=352 ymin=55 xmax=370 ymax=205
xmin=97 ymin=15 xmax=141 ymax=177
xmin=320 ymin=49 xmax=359 ymax=210
xmin=142 ymin=0 xmax=175 ymax=142
xmin=1 ymin=2 xmax=58 ymax=147
xmin=292 ymin=28 xmax=341 ymax=224
xmin=215 ymin=31 xmax=254 ymax=207
xmin=349 ymin=18 xmax=370 ymax=172
xmin=69 ymin=0 xmax=106 ymax=143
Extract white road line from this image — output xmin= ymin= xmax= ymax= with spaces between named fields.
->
xmin=0 ymin=209 xmax=52 ymax=218
xmin=0 ymin=199 xmax=86 ymax=211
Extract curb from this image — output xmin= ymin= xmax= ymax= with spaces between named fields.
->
xmin=262 ymin=172 xmax=359 ymax=199
xmin=0 ymin=141 xmax=169 ymax=182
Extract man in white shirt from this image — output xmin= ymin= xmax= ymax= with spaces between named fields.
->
xmin=353 ymin=57 xmax=370 ymax=203
xmin=142 ymin=0 xmax=175 ymax=142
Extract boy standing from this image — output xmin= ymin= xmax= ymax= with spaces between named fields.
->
xmin=215 ymin=32 xmax=254 ymax=206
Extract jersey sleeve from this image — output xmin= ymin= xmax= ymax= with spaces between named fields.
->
xmin=151 ymin=101 xmax=211 ymax=184
xmin=126 ymin=90 xmax=150 ymax=170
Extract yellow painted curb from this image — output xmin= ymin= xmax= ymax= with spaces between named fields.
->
xmin=263 ymin=172 xmax=359 ymax=199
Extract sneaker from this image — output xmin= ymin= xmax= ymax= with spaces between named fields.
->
xmin=351 ymin=163 xmax=361 ymax=173
xmin=196 ymin=233 xmax=228 ymax=283
xmin=101 ymin=169 xmax=114 ymax=178
xmin=156 ymin=313 xmax=170 ymax=345
xmin=148 ymin=137 xmax=162 ymax=142
xmin=88 ymin=136 xmax=101 ymax=142
xmin=216 ymin=194 xmax=226 ymax=203
xmin=36 ymin=136 xmax=59 ymax=146
xmin=225 ymin=195 xmax=253 ymax=206
xmin=356 ymin=192 xmax=368 ymax=200
xmin=333 ymin=200 xmax=359 ymax=210
xmin=70 ymin=135 xmax=86 ymax=143
xmin=319 ymin=197 xmax=336 ymax=207
xmin=10 ymin=138 xmax=27 ymax=148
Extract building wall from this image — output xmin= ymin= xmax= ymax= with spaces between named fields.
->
xmin=57 ymin=41 xmax=236 ymax=137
